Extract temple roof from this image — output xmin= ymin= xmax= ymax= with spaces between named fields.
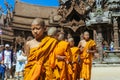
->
xmin=0 ymin=14 xmax=14 ymax=42
xmin=14 ymin=2 xmax=58 ymax=18
xmin=12 ymin=2 xmax=58 ymax=30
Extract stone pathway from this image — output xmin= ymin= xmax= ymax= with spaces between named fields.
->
xmin=5 ymin=66 xmax=120 ymax=80
xmin=91 ymin=66 xmax=120 ymax=80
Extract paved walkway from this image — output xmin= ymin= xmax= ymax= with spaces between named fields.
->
xmin=6 ymin=66 xmax=120 ymax=80
xmin=91 ymin=66 xmax=120 ymax=80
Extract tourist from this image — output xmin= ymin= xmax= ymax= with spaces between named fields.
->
xmin=78 ymin=31 xmax=96 ymax=80
xmin=24 ymin=18 xmax=57 ymax=80
xmin=68 ymin=38 xmax=80 ymax=80
xmin=102 ymin=40 xmax=109 ymax=59
xmin=15 ymin=44 xmax=26 ymax=79
xmin=3 ymin=44 xmax=13 ymax=79
xmin=0 ymin=45 xmax=5 ymax=80
xmin=110 ymin=41 xmax=114 ymax=51
xmin=53 ymin=32 xmax=73 ymax=80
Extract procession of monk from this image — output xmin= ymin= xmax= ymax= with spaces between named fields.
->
xmin=23 ymin=18 xmax=97 ymax=80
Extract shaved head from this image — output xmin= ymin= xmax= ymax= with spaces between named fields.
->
xmin=32 ymin=18 xmax=45 ymax=27
xmin=84 ymin=31 xmax=89 ymax=35
xmin=47 ymin=27 xmax=58 ymax=36
xmin=31 ymin=18 xmax=45 ymax=40
xmin=58 ymin=32 xmax=65 ymax=41
xmin=68 ymin=38 xmax=74 ymax=42
xmin=83 ymin=31 xmax=90 ymax=40
xmin=68 ymin=38 xmax=74 ymax=47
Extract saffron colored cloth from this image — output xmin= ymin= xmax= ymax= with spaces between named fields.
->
xmin=70 ymin=47 xmax=80 ymax=80
xmin=80 ymin=39 xmax=96 ymax=80
xmin=53 ymin=41 xmax=73 ymax=80
xmin=24 ymin=36 xmax=57 ymax=80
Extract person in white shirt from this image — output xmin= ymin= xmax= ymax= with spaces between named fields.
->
xmin=15 ymin=44 xmax=26 ymax=79
xmin=3 ymin=44 xmax=13 ymax=79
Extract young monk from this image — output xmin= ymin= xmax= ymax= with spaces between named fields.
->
xmin=78 ymin=31 xmax=96 ymax=80
xmin=53 ymin=32 xmax=73 ymax=80
xmin=45 ymin=27 xmax=59 ymax=79
xmin=47 ymin=27 xmax=59 ymax=39
xmin=68 ymin=38 xmax=80 ymax=80
xmin=24 ymin=18 xmax=58 ymax=80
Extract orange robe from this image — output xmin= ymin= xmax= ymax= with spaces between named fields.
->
xmin=71 ymin=47 xmax=80 ymax=80
xmin=24 ymin=36 xmax=57 ymax=80
xmin=53 ymin=41 xmax=73 ymax=80
xmin=80 ymin=39 xmax=96 ymax=80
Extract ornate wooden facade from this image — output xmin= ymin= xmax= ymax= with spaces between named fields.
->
xmin=12 ymin=1 xmax=57 ymax=39
xmin=11 ymin=0 xmax=120 ymax=47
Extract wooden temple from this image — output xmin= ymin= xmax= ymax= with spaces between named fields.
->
xmin=1 ymin=0 xmax=119 ymax=48
xmin=0 ymin=14 xmax=14 ymax=45
xmin=12 ymin=1 xmax=57 ymax=38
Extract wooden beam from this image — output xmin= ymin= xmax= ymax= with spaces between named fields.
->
xmin=12 ymin=15 xmax=50 ymax=26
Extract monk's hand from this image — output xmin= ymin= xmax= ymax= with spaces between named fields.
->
xmin=56 ymin=55 xmax=66 ymax=61
xmin=87 ymin=49 xmax=96 ymax=54
xmin=87 ymin=50 xmax=90 ymax=53
xmin=94 ymin=53 xmax=99 ymax=59
xmin=80 ymin=47 xmax=84 ymax=52
xmin=1 ymin=60 xmax=4 ymax=64
xmin=65 ymin=60 xmax=69 ymax=64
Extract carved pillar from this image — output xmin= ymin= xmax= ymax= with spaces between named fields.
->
xmin=113 ymin=18 xmax=119 ymax=49
xmin=96 ymin=26 xmax=103 ymax=63
xmin=93 ymin=30 xmax=97 ymax=41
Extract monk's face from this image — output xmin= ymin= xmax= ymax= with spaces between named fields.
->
xmin=54 ymin=33 xmax=59 ymax=40
xmin=69 ymin=40 xmax=74 ymax=47
xmin=58 ymin=33 xmax=64 ymax=41
xmin=31 ymin=24 xmax=44 ymax=40
xmin=83 ymin=32 xmax=90 ymax=40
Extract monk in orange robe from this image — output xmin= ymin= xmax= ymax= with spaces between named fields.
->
xmin=24 ymin=18 xmax=58 ymax=80
xmin=78 ymin=31 xmax=96 ymax=80
xmin=52 ymin=32 xmax=73 ymax=80
xmin=68 ymin=38 xmax=80 ymax=80
xmin=46 ymin=27 xmax=59 ymax=80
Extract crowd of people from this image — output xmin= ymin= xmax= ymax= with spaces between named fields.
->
xmin=0 ymin=18 xmax=97 ymax=80
xmin=0 ymin=43 xmax=27 ymax=80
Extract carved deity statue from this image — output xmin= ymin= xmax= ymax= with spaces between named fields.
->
xmin=79 ymin=1 xmax=86 ymax=14
xmin=96 ymin=0 xmax=102 ymax=8
xmin=59 ymin=0 xmax=69 ymax=5
xmin=113 ymin=18 xmax=118 ymax=27
xmin=58 ymin=4 xmax=67 ymax=17
xmin=88 ymin=0 xmax=95 ymax=6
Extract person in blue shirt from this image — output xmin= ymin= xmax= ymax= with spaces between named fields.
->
xmin=0 ymin=45 xmax=6 ymax=80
